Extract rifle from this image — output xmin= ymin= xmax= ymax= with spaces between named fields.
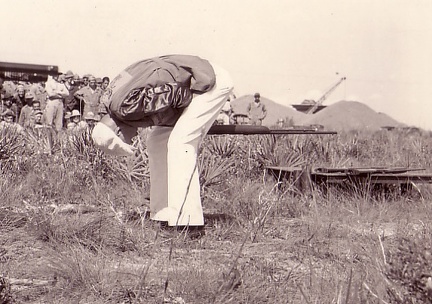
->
xmin=207 ymin=125 xmax=337 ymax=135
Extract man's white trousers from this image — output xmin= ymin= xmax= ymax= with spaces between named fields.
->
xmin=147 ymin=64 xmax=233 ymax=226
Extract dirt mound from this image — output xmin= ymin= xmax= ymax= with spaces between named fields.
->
xmin=230 ymin=95 xmax=306 ymax=126
xmin=300 ymin=100 xmax=404 ymax=131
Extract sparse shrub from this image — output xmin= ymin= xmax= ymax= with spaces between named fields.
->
xmin=3 ymin=124 xmax=432 ymax=303
xmin=205 ymin=135 xmax=238 ymax=158
xmin=0 ymin=126 xmax=26 ymax=174
xmin=0 ymin=276 xmax=13 ymax=304
xmin=386 ymin=236 xmax=432 ymax=303
xmin=199 ymin=149 xmax=235 ymax=190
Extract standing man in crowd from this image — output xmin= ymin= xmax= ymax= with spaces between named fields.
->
xmin=92 ymin=55 xmax=233 ymax=236
xmin=101 ymin=77 xmax=110 ymax=92
xmin=14 ymin=84 xmax=26 ymax=119
xmin=74 ymin=76 xmax=103 ymax=116
xmin=81 ymin=74 xmax=90 ymax=88
xmin=247 ymin=92 xmax=267 ymax=125
xmin=1 ymin=92 xmax=18 ymax=118
xmin=63 ymin=70 xmax=80 ymax=113
xmin=45 ymin=74 xmax=69 ymax=131
xmin=18 ymin=92 xmax=36 ymax=128
xmin=0 ymin=73 xmax=6 ymax=100
xmin=98 ymin=77 xmax=110 ymax=116
xmin=216 ymin=96 xmax=233 ymax=125
xmin=30 ymin=81 xmax=47 ymax=110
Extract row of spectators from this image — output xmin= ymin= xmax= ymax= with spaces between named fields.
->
xmin=0 ymin=71 xmax=110 ymax=133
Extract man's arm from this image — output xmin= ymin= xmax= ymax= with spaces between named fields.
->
xmin=46 ymin=81 xmax=68 ymax=99
xmin=58 ymin=83 xmax=70 ymax=98
xmin=261 ymin=104 xmax=267 ymax=120
xmin=18 ymin=108 xmax=26 ymax=126
xmin=74 ymin=88 xmax=86 ymax=103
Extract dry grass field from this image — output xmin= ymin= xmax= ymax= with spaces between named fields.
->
xmin=1 ymin=125 xmax=432 ymax=303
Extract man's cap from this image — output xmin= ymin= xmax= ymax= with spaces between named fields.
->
xmin=2 ymin=92 xmax=12 ymax=99
xmin=25 ymin=92 xmax=35 ymax=100
xmin=84 ymin=111 xmax=100 ymax=121
xmin=254 ymin=92 xmax=260 ymax=98
xmin=88 ymin=76 xmax=96 ymax=82
xmin=70 ymin=109 xmax=81 ymax=117
xmin=83 ymin=74 xmax=91 ymax=79
xmin=34 ymin=110 xmax=44 ymax=116
xmin=3 ymin=109 xmax=15 ymax=117
xmin=96 ymin=77 xmax=102 ymax=84
xmin=64 ymin=70 xmax=74 ymax=79
xmin=64 ymin=111 xmax=72 ymax=119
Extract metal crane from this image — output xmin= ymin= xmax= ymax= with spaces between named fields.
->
xmin=306 ymin=77 xmax=346 ymax=114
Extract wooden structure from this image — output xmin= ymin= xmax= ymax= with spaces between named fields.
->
xmin=266 ymin=166 xmax=432 ymax=195
xmin=265 ymin=166 xmax=312 ymax=194
xmin=0 ymin=61 xmax=59 ymax=83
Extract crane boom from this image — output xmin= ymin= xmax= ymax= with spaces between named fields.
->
xmin=306 ymin=77 xmax=346 ymax=114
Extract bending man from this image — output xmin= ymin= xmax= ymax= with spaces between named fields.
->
xmin=92 ymin=54 xmax=233 ymax=231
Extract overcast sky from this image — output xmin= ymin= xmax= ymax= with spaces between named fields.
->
xmin=1 ymin=0 xmax=431 ymax=129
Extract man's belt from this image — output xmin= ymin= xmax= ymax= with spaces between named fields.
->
xmin=48 ymin=96 xmax=64 ymax=101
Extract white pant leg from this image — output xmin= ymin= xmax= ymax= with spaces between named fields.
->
xmin=146 ymin=126 xmax=172 ymax=217
xmin=153 ymin=63 xmax=233 ymax=226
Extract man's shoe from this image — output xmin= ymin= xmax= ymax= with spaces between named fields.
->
xmin=176 ymin=225 xmax=205 ymax=239
xmin=153 ymin=220 xmax=205 ymax=240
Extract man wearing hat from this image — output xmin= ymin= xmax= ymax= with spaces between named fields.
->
xmin=63 ymin=70 xmax=80 ymax=113
xmin=81 ymin=74 xmax=91 ymax=88
xmin=73 ymin=74 xmax=82 ymax=87
xmin=45 ymin=73 xmax=69 ymax=131
xmin=67 ymin=109 xmax=87 ymax=131
xmin=14 ymin=84 xmax=26 ymax=118
xmin=74 ymin=75 xmax=103 ymax=117
xmin=247 ymin=92 xmax=267 ymax=126
xmin=92 ymin=54 xmax=233 ymax=234
xmin=33 ymin=109 xmax=46 ymax=130
xmin=0 ymin=108 xmax=24 ymax=134
xmin=83 ymin=111 xmax=100 ymax=130
xmin=18 ymin=92 xmax=36 ymax=128
xmin=96 ymin=77 xmax=103 ymax=88
xmin=1 ymin=92 xmax=18 ymax=119
xmin=1 ymin=109 xmax=16 ymax=124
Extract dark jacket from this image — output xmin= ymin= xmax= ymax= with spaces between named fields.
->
xmin=104 ymin=55 xmax=216 ymax=126
xmin=64 ymin=85 xmax=80 ymax=112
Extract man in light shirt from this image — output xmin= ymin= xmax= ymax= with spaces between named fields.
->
xmin=45 ymin=75 xmax=69 ymax=131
